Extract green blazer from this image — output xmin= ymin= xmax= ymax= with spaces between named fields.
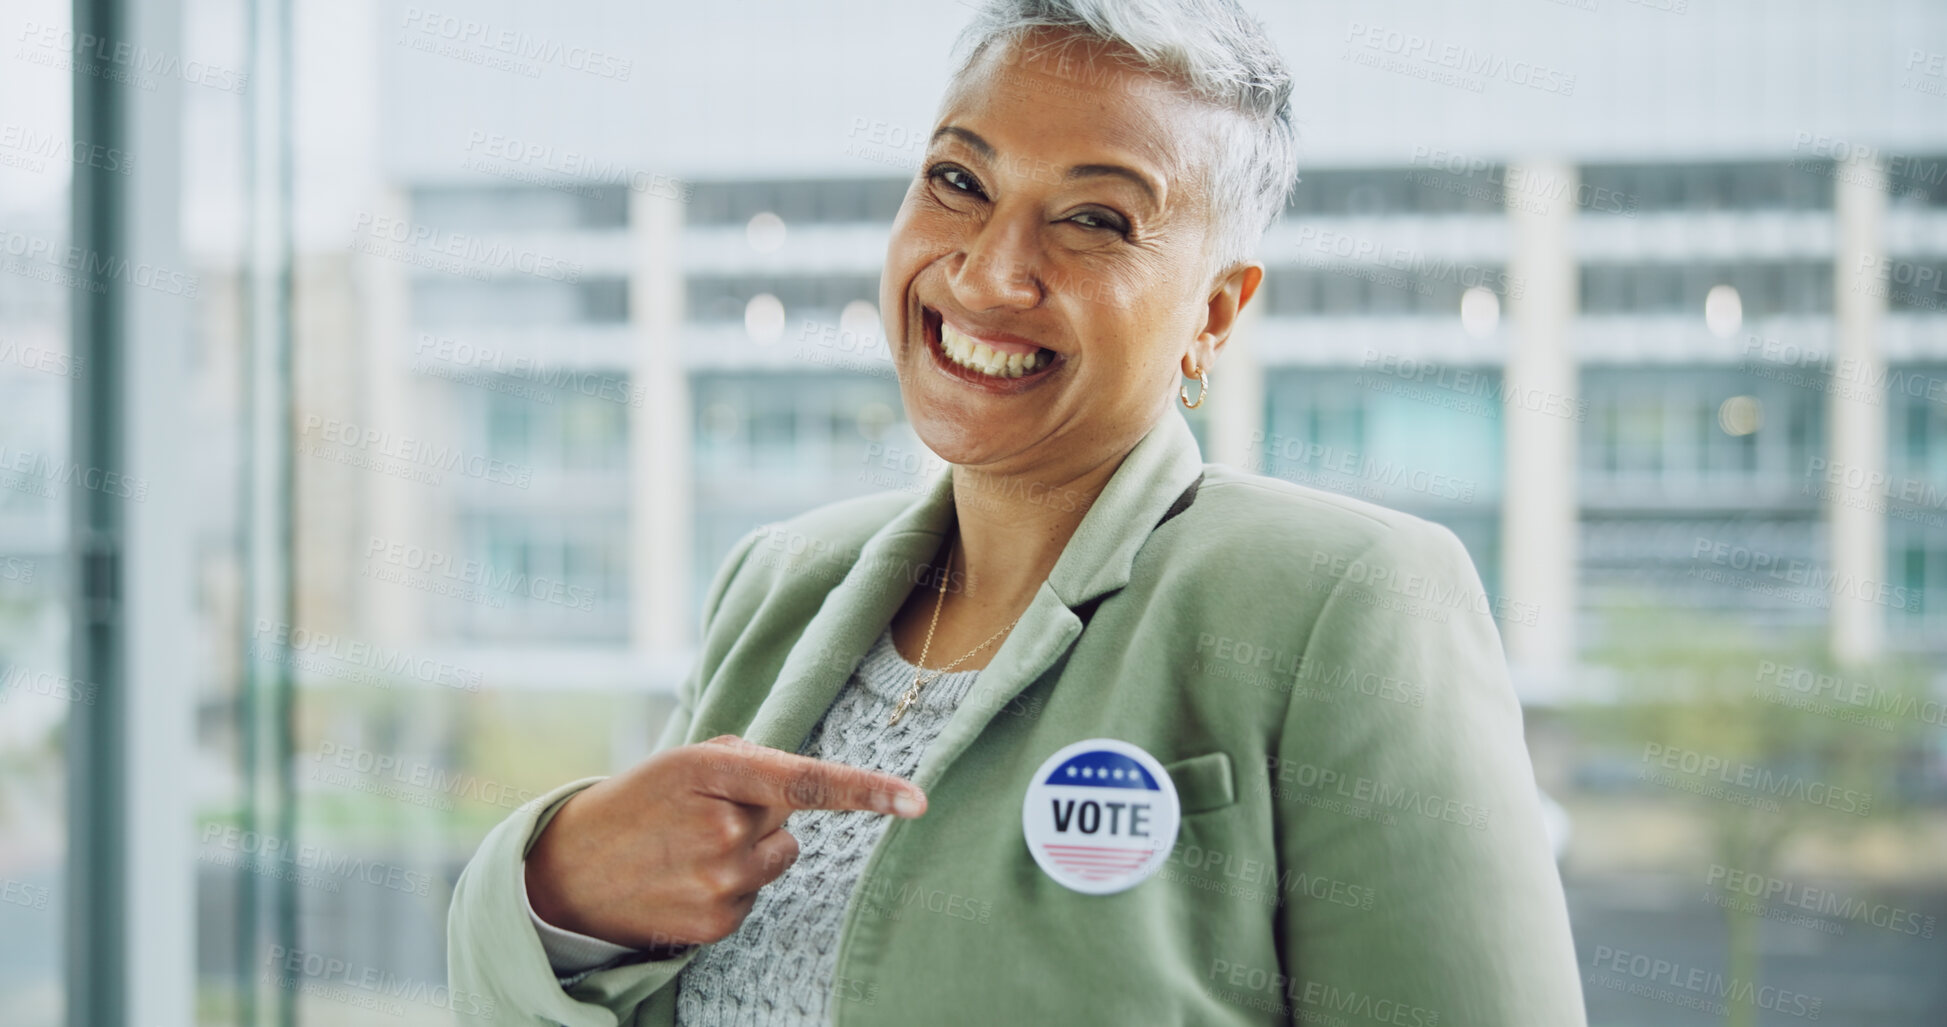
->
xmin=447 ymin=412 xmax=1586 ymax=1026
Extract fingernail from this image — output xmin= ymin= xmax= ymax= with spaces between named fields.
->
xmin=891 ymin=791 xmax=924 ymax=818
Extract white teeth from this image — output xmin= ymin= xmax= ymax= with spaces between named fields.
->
xmin=936 ymin=319 xmax=1049 ymax=379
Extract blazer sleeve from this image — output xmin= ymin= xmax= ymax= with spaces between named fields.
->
xmin=445 ymin=526 xmax=767 ymax=1026
xmin=1270 ymin=519 xmax=1585 ymax=1026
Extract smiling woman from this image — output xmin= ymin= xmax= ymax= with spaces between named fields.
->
xmin=447 ymin=1 xmax=1586 ymax=1024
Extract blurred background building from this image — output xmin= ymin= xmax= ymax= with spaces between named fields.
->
xmin=2 ymin=0 xmax=1945 ymax=1024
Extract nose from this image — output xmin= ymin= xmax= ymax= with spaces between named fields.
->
xmin=949 ymin=209 xmax=1043 ymax=312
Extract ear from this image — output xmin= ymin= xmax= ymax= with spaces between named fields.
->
xmin=1184 ymin=262 xmax=1263 ymax=376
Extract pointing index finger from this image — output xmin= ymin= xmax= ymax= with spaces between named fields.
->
xmin=697 ymin=737 xmax=927 ymax=817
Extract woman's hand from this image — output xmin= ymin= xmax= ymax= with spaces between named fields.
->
xmin=523 ymin=734 xmax=928 ymax=952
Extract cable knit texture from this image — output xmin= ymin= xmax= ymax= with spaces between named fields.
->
xmin=673 ymin=626 xmax=980 ymax=1026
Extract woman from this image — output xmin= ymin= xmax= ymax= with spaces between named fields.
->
xmin=448 ymin=1 xmax=1586 ymax=1023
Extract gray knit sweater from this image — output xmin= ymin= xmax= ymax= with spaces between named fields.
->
xmin=530 ymin=626 xmax=981 ymax=1025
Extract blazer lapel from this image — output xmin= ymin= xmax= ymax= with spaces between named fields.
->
xmin=913 ymin=413 xmax=1206 ymax=792
xmin=743 ymin=412 xmax=1205 ymax=774
xmin=741 ymin=473 xmax=958 ymax=753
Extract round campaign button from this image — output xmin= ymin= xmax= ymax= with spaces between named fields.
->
xmin=1021 ymin=738 xmax=1180 ymax=895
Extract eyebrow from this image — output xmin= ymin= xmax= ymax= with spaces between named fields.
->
xmin=930 ymin=125 xmax=1160 ymax=206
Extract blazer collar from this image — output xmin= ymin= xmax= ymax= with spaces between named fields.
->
xmin=741 ymin=412 xmax=1205 ymax=766
xmin=860 ymin=408 xmax=1206 ymax=606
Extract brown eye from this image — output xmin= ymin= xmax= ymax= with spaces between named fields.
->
xmin=1067 ymin=209 xmax=1130 ymax=236
xmin=929 ymin=165 xmax=987 ymax=200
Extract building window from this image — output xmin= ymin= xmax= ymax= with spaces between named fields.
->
xmin=686 ymin=178 xmax=910 ymax=226
xmin=687 ymin=274 xmax=880 ymax=325
xmin=1580 ymin=261 xmax=1833 ymax=317
xmin=448 ymin=510 xmax=629 ymax=643
xmin=1580 ymin=368 xmax=1824 ymax=504
xmin=416 ymin=277 xmax=631 ymax=327
xmin=1261 ymin=265 xmax=1510 ymax=317
xmin=1578 ymin=161 xmax=1832 ymax=213
xmin=412 ymin=184 xmax=630 ymax=231
xmin=1261 ymin=367 xmax=1503 ymax=593
xmin=1285 ymin=167 xmax=1503 ymax=217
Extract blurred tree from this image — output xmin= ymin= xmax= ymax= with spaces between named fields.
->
xmin=1572 ymin=594 xmax=1930 ymax=1027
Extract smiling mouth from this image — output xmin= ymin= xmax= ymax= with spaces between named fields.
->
xmin=921 ymin=306 xmax=1061 ymax=386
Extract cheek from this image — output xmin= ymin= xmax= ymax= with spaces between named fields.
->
xmin=885 ymin=208 xmax=959 ymax=283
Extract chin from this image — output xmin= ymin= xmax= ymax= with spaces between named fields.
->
xmin=898 ymin=406 xmax=1001 ymax=468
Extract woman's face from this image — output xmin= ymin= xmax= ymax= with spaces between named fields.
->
xmin=880 ymin=30 xmax=1258 ymax=480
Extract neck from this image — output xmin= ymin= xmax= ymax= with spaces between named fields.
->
xmin=945 ymin=443 xmax=1131 ymax=613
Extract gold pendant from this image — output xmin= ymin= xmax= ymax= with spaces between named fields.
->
xmin=888 ymin=677 xmax=924 ymax=726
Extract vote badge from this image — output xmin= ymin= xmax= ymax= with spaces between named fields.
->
xmin=1022 ymin=738 xmax=1180 ymax=895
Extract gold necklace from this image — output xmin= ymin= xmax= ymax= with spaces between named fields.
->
xmin=887 ymin=536 xmax=1020 ymax=726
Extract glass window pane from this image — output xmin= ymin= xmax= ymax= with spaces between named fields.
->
xmin=0 ymin=0 xmax=72 ymax=1019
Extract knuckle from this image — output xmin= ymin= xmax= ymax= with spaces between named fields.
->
xmin=699 ymin=861 xmax=745 ymax=898
xmin=698 ymin=806 xmax=746 ymax=850
xmin=785 ymin=766 xmax=829 ymax=808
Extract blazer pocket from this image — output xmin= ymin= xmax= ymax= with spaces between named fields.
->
xmin=1162 ymin=751 xmax=1236 ymax=815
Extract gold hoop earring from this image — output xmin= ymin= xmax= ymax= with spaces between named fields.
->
xmin=1180 ymin=368 xmax=1209 ymax=410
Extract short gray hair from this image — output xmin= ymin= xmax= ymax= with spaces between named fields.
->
xmin=948 ymin=0 xmax=1297 ymax=276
